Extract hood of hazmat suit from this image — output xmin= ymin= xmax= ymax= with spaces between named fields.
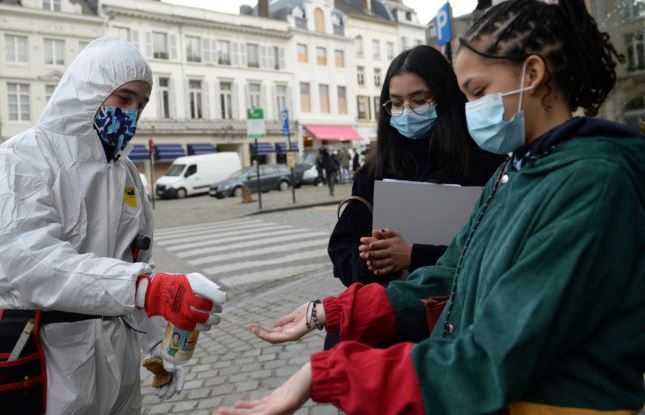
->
xmin=0 ymin=37 xmax=163 ymax=414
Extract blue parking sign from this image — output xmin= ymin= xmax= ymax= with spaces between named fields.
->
xmin=435 ymin=2 xmax=452 ymax=46
xmin=281 ymin=109 xmax=290 ymax=136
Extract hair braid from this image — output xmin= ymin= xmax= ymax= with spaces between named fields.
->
xmin=461 ymin=0 xmax=623 ymax=116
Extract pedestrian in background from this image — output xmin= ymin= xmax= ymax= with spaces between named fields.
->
xmin=221 ymin=1 xmax=645 ymax=413
xmin=315 ymin=149 xmax=326 ymax=186
xmin=352 ymin=149 xmax=361 ymax=175
xmin=338 ymin=147 xmax=352 ymax=183
xmin=0 ymin=37 xmax=225 ymax=415
xmin=320 ymin=147 xmax=340 ymax=196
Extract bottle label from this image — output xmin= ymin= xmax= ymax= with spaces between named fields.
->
xmin=161 ymin=323 xmax=200 ymax=363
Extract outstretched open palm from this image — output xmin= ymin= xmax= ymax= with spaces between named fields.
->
xmin=250 ymin=302 xmax=318 ymax=344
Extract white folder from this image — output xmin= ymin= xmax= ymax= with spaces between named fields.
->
xmin=372 ymin=179 xmax=483 ymax=246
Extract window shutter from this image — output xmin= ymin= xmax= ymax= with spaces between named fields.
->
xmin=232 ymin=42 xmax=240 ymax=66
xmin=244 ymin=83 xmax=249 ymax=110
xmin=154 ymin=75 xmax=162 ymax=119
xmin=231 ymin=81 xmax=239 ymax=119
xmin=278 ymin=47 xmax=285 ymax=70
xmin=202 ymin=37 xmax=211 ymax=63
xmin=260 ymin=83 xmax=267 ymax=117
xmin=169 ymin=78 xmax=177 ymax=119
xmin=213 ymin=80 xmax=221 ymax=120
xmin=185 ymin=79 xmax=191 ymax=119
xmin=211 ymin=39 xmax=218 ymax=64
xmin=202 ymin=80 xmax=209 ymax=119
xmin=239 ymin=43 xmax=247 ymax=67
xmin=140 ymin=31 xmax=150 ymax=57
xmin=169 ymin=34 xmax=178 ymax=60
xmin=272 ymin=84 xmax=278 ymax=120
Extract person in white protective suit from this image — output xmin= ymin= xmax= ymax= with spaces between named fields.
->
xmin=0 ymin=37 xmax=226 ymax=414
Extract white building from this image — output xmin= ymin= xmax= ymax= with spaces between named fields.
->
xmin=101 ymin=0 xmax=296 ymax=177
xmin=381 ymin=0 xmax=427 ymax=53
xmin=336 ymin=0 xmax=398 ymax=143
xmin=0 ymin=0 xmax=104 ymax=140
xmin=246 ymin=0 xmax=361 ymax=152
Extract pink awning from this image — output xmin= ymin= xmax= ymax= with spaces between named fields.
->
xmin=304 ymin=125 xmax=362 ymax=141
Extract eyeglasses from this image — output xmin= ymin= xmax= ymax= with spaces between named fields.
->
xmin=382 ymin=97 xmax=435 ymax=117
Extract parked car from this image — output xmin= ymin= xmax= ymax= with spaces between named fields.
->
xmin=155 ymin=152 xmax=241 ymax=199
xmin=210 ymin=164 xmax=292 ymax=199
xmin=293 ymin=150 xmax=323 ymax=187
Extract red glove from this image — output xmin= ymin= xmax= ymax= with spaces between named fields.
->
xmin=137 ymin=272 xmax=225 ymax=331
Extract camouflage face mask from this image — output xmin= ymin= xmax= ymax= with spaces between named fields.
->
xmin=93 ymin=106 xmax=138 ymax=151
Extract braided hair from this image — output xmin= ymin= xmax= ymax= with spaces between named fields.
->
xmin=460 ymin=0 xmax=623 ymax=116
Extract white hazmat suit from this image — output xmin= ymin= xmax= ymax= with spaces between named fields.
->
xmin=0 ymin=37 xmax=164 ymax=414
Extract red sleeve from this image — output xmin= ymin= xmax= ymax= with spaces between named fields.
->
xmin=310 ymin=341 xmax=424 ymax=415
xmin=323 ymin=283 xmax=397 ymax=346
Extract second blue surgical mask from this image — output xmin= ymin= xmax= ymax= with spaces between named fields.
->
xmin=465 ymin=62 xmax=534 ymax=154
xmin=390 ymin=104 xmax=438 ymax=140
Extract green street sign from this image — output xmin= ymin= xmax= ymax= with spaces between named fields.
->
xmin=247 ymin=108 xmax=266 ymax=139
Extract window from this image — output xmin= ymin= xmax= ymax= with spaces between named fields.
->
xmin=357 ymin=95 xmax=369 ymax=120
xmin=373 ymin=96 xmax=381 ymax=119
xmin=334 ymin=49 xmax=345 ymax=67
xmin=247 ymin=43 xmax=259 ymax=68
xmin=374 ymin=68 xmax=381 ymax=87
xmin=387 ymin=41 xmax=395 ymax=59
xmin=159 ymin=77 xmax=170 ymax=118
xmin=42 ymin=0 xmax=61 ymax=11
xmin=186 ymin=36 xmax=201 ymax=63
xmin=294 ymin=7 xmax=307 ymax=29
xmin=357 ymin=66 xmax=365 ymax=85
xmin=622 ymin=0 xmax=645 ymax=18
xmin=45 ymin=85 xmax=56 ymax=102
xmin=300 ymin=82 xmax=311 ymax=112
xmin=153 ymin=32 xmax=168 ymax=59
xmin=337 ymin=86 xmax=347 ymax=114
xmin=7 ymin=83 xmax=30 ymax=121
xmin=332 ymin=13 xmax=344 ymax=36
xmin=372 ymin=39 xmax=380 ymax=59
xmin=248 ymin=83 xmax=262 ymax=109
xmin=297 ymin=44 xmax=308 ymax=63
xmin=189 ymin=80 xmax=202 ymax=119
xmin=319 ymin=84 xmax=330 ymax=113
xmin=273 ymin=46 xmax=281 ymax=70
xmin=114 ymin=27 xmax=130 ymax=41
xmin=185 ymin=164 xmax=197 ymax=177
xmin=356 ymin=36 xmax=364 ymax=56
xmin=44 ymin=39 xmax=65 ymax=65
xmin=276 ymin=84 xmax=288 ymax=115
xmin=626 ymin=32 xmax=645 ymax=72
xmin=4 ymin=34 xmax=28 ymax=64
xmin=217 ymin=40 xmax=231 ymax=65
xmin=401 ymin=36 xmax=408 ymax=52
xmin=405 ymin=11 xmax=412 ymax=21
xmin=316 ymin=47 xmax=327 ymax=65
xmin=220 ymin=81 xmax=233 ymax=119
xmin=314 ymin=8 xmax=325 ymax=32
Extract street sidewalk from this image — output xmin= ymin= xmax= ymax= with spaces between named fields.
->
xmin=152 ymin=183 xmax=352 ymax=229
xmin=141 ymin=267 xmax=345 ymax=415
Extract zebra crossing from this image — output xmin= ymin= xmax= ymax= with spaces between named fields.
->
xmin=154 ymin=217 xmax=333 ymax=288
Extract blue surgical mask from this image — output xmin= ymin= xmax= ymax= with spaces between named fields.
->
xmin=93 ymin=106 xmax=138 ymax=151
xmin=465 ymin=62 xmax=534 ymax=154
xmin=389 ymin=104 xmax=438 ymax=140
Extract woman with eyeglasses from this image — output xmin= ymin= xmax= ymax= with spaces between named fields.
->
xmin=326 ymin=45 xmax=504 ymax=339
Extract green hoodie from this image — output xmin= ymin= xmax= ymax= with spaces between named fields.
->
xmin=386 ymin=126 xmax=645 ymax=413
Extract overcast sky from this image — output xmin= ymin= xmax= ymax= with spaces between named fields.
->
xmin=162 ymin=0 xmax=478 ymax=24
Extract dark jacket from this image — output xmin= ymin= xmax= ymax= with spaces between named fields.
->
xmin=328 ymin=141 xmax=505 ymax=287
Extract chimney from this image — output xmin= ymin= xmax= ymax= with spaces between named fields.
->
xmin=258 ymin=0 xmax=270 ymax=18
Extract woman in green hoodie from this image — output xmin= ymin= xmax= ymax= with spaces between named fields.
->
xmin=216 ymin=1 xmax=645 ymax=414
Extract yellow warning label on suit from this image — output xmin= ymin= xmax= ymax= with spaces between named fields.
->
xmin=124 ymin=187 xmax=137 ymax=209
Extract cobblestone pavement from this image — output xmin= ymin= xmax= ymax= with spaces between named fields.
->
xmin=141 ymin=268 xmax=345 ymax=415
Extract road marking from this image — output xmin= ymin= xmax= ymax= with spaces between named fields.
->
xmin=156 ymin=224 xmax=287 ymax=245
xmin=193 ymin=238 xmax=329 ymax=266
xmin=154 ymin=218 xmax=264 ymax=237
xmin=220 ymin=263 xmax=332 ymax=286
xmin=155 ymin=220 xmax=269 ymax=241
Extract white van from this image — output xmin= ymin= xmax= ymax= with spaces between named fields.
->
xmin=155 ymin=152 xmax=241 ymax=199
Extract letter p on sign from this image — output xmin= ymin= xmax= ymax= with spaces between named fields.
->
xmin=435 ymin=2 xmax=452 ymax=46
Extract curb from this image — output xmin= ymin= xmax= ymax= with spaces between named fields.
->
xmin=247 ymin=199 xmax=342 ymax=215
